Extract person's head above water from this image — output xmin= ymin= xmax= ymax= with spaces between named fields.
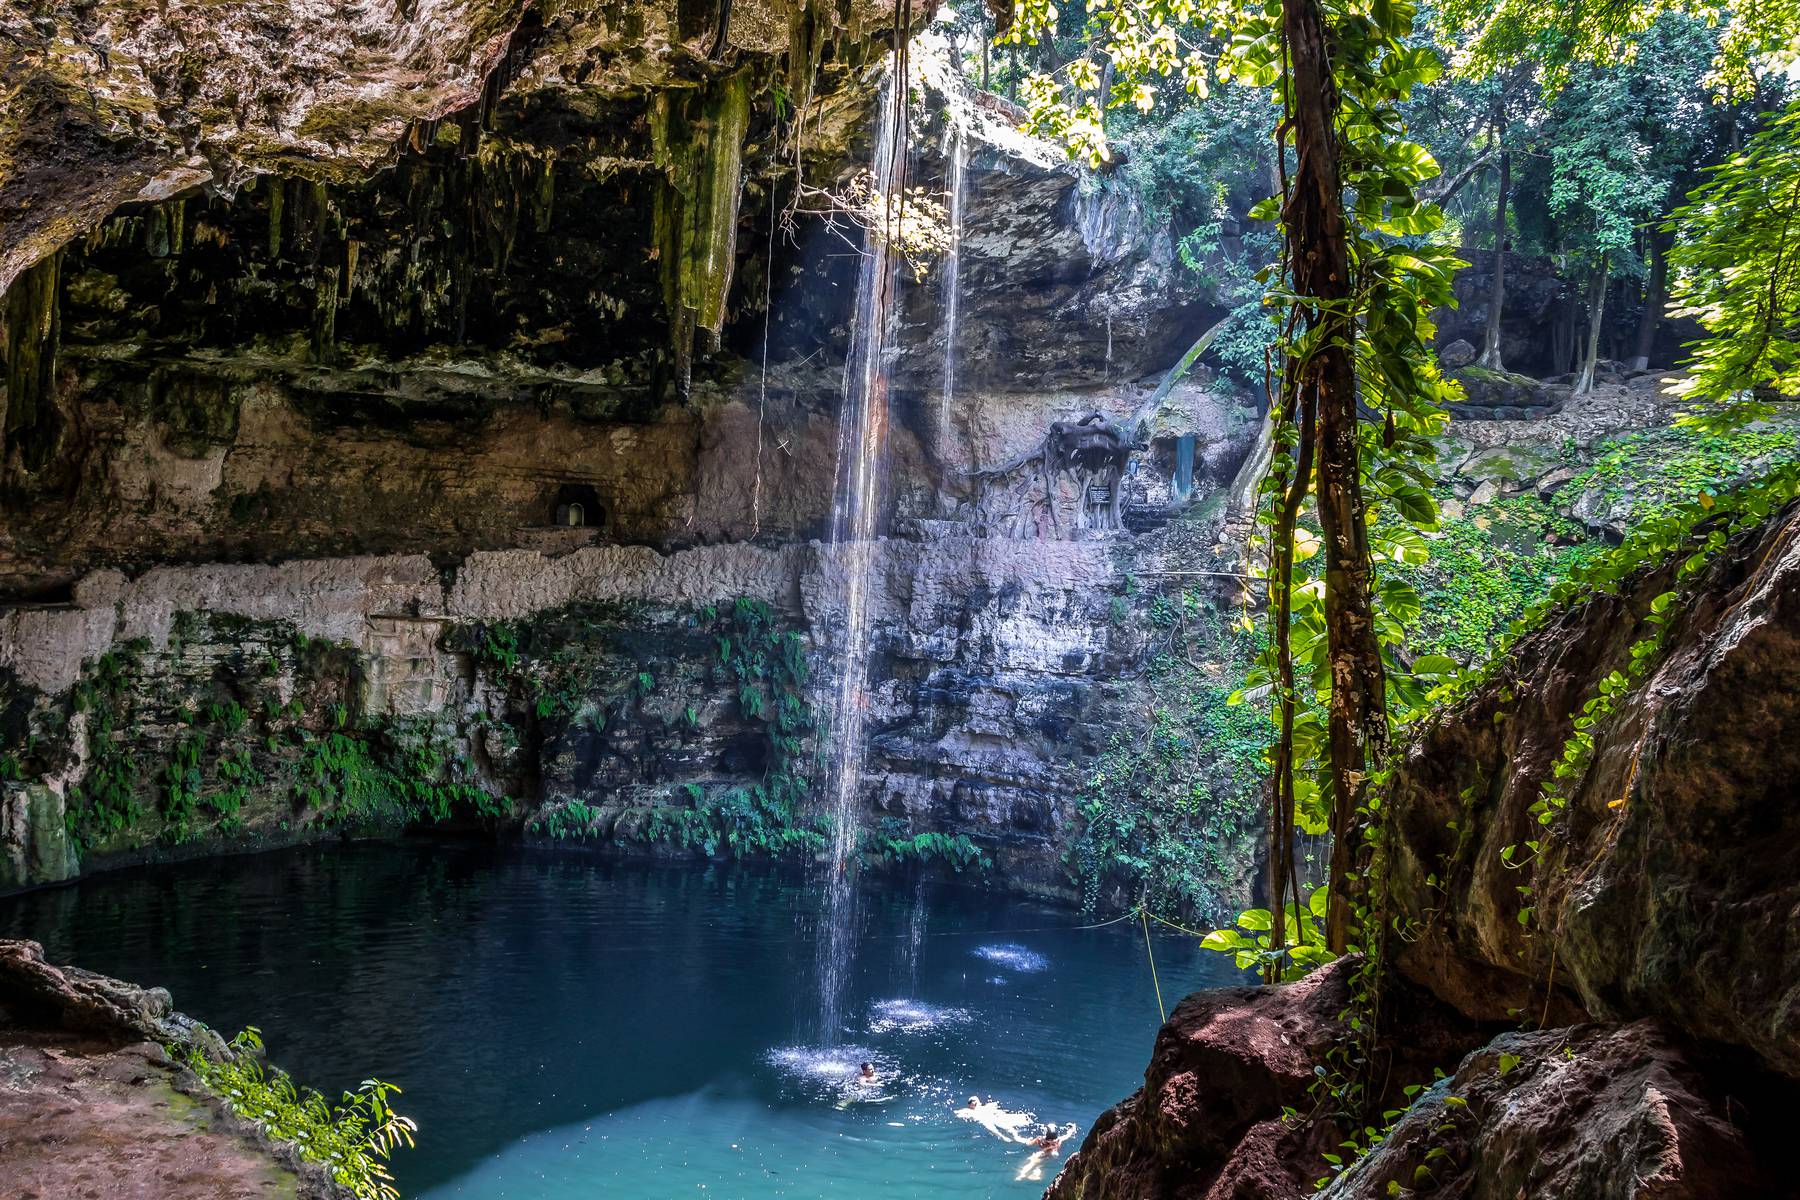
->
xmin=859 ymin=1062 xmax=874 ymax=1075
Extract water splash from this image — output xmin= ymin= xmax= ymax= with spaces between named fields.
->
xmin=817 ymin=67 xmax=906 ymax=1045
xmin=971 ymin=943 xmax=1049 ymax=972
xmin=868 ymin=999 xmax=971 ymax=1035
xmin=938 ymin=122 xmax=968 ymax=465
xmin=765 ymin=1045 xmax=897 ymax=1104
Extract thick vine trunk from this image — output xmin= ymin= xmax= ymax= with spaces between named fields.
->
xmin=1478 ymin=127 xmax=1509 ymax=370
xmin=1574 ymin=255 xmax=1608 ymax=395
xmin=1282 ymin=0 xmax=1384 ymax=954
xmin=1629 ymin=235 xmax=1667 ymax=371
xmin=1264 ymin=356 xmax=1315 ymax=982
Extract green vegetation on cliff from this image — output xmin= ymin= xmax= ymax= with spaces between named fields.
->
xmin=1069 ymin=587 xmax=1266 ymax=920
xmin=182 ymin=1027 xmax=415 ymax=1200
xmin=44 ymin=620 xmax=513 ymax=862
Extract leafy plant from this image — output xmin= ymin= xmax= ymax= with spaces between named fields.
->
xmin=180 ymin=1027 xmax=415 ymax=1200
xmin=859 ymin=820 xmax=991 ymax=872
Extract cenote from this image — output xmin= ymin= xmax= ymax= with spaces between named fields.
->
xmin=0 ymin=842 xmax=1239 ymax=1197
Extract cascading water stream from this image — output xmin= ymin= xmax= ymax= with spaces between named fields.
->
xmin=816 ymin=67 xmax=905 ymax=1044
xmin=937 ymin=123 xmax=968 ymax=465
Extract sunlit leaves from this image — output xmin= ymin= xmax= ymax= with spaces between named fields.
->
xmin=1199 ymin=885 xmax=1335 ymax=978
xmin=1438 ymin=0 xmax=1800 ymax=98
xmin=1666 ymin=104 xmax=1800 ymax=422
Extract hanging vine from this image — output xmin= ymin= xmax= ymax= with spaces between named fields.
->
xmin=1005 ymin=0 xmax=1466 ymax=1133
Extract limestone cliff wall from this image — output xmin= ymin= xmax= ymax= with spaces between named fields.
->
xmin=0 ymin=518 xmax=1261 ymax=908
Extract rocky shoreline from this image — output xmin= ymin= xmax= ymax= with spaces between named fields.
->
xmin=0 ymin=938 xmax=349 ymax=1200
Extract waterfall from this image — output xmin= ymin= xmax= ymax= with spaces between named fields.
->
xmin=906 ymin=875 xmax=928 ymax=996
xmin=816 ymin=68 xmax=905 ymax=1044
xmin=937 ymin=123 xmax=968 ymax=465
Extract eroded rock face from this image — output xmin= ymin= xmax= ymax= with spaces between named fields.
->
xmin=0 ymin=522 xmax=1260 ymax=907
xmin=1045 ymin=960 xmax=1479 ymax=1200
xmin=0 ymin=939 xmax=341 ymax=1199
xmin=1053 ymin=496 xmax=1800 ymax=1200
xmin=0 ymin=0 xmax=909 ymax=290
xmin=1321 ymin=1022 xmax=1784 ymax=1200
xmin=1384 ymin=497 xmax=1800 ymax=1075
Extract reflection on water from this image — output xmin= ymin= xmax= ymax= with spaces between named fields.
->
xmin=0 ymin=841 xmax=1243 ymax=1198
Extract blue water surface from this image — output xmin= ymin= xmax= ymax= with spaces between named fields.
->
xmin=0 ymin=842 xmax=1241 ymax=1197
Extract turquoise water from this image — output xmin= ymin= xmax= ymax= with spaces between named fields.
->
xmin=1 ymin=843 xmax=1241 ymax=1197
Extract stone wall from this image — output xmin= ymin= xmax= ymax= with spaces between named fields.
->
xmin=0 ymin=518 xmax=1262 ymax=909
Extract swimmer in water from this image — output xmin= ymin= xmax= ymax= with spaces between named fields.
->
xmin=1014 ymin=1122 xmax=1078 ymax=1182
xmin=953 ymin=1096 xmax=1036 ymax=1142
xmin=858 ymin=1062 xmax=878 ymax=1084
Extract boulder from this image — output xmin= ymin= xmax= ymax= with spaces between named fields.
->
xmin=1449 ymin=366 xmax=1565 ymax=412
xmin=1383 ymin=497 xmax=1800 ymax=1076
xmin=1437 ymin=340 xmax=1477 ymax=369
xmin=1322 ymin=1021 xmax=1787 ymax=1200
xmin=1532 ymin=464 xmax=1580 ymax=498
xmin=1045 ymin=960 xmax=1478 ymax=1200
xmin=0 ymin=938 xmax=208 ymax=1047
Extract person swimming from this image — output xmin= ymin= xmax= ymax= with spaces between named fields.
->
xmin=858 ymin=1062 xmax=878 ymax=1084
xmin=953 ymin=1096 xmax=1037 ymax=1142
xmin=1014 ymin=1122 xmax=1078 ymax=1182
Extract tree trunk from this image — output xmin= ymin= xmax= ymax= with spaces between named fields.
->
xmin=1629 ymin=235 xmax=1667 ymax=371
xmin=1282 ymin=0 xmax=1384 ymax=955
xmin=1574 ymin=254 xmax=1608 ymax=395
xmin=1478 ymin=106 xmax=1509 ymax=370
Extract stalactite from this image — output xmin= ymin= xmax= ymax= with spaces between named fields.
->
xmin=532 ymin=154 xmax=557 ymax=234
xmin=145 ymin=206 xmax=171 ymax=258
xmin=786 ymin=0 xmax=825 ymax=116
xmin=167 ymin=198 xmax=187 ymax=256
xmin=650 ymin=67 xmax=752 ymax=398
xmin=2 ymin=252 xmax=63 ymax=470
xmin=312 ymin=266 xmax=340 ymax=364
xmin=267 ymin=177 xmax=285 ymax=259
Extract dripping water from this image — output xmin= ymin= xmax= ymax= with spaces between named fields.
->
xmin=906 ymin=874 xmax=929 ymax=996
xmin=816 ymin=66 xmax=905 ymax=1045
xmin=937 ymin=122 xmax=968 ymax=467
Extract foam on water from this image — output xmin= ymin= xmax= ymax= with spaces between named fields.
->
xmin=971 ymin=943 xmax=1049 ymax=972
xmin=766 ymin=1044 xmax=882 ymax=1082
xmin=868 ymin=998 xmax=973 ymax=1035
xmin=765 ymin=1044 xmax=909 ymax=1105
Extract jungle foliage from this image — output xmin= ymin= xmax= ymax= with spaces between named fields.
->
xmin=997 ymin=0 xmax=1800 ymax=1176
xmin=181 ymin=1027 xmax=415 ymax=1200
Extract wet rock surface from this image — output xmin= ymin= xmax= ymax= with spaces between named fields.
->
xmin=0 ymin=521 xmax=1260 ymax=910
xmin=0 ymin=939 xmax=338 ymax=1199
